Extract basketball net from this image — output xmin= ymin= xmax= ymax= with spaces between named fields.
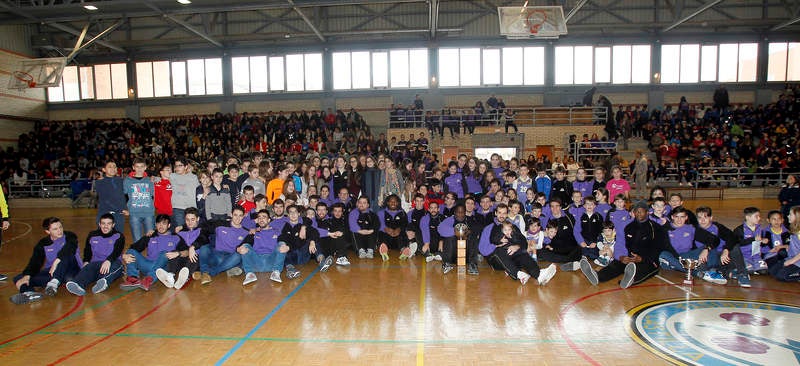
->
xmin=525 ymin=9 xmax=547 ymax=36
xmin=12 ymin=71 xmax=36 ymax=88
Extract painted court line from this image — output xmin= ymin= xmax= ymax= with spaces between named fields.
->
xmin=47 ymin=289 xmax=184 ymax=365
xmin=416 ymin=262 xmax=427 ymax=366
xmin=36 ymin=330 xmax=629 ymax=344
xmin=655 ymin=275 xmax=700 ymax=297
xmin=0 ymin=297 xmax=84 ymax=347
xmin=215 ymin=268 xmax=319 ymax=366
xmin=1 ymin=221 xmax=32 ymax=245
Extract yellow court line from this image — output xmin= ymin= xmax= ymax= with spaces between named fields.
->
xmin=416 ymin=261 xmax=426 ymax=366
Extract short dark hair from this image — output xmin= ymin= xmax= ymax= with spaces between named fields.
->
xmin=155 ymin=214 xmax=171 ymax=224
xmin=42 ymin=216 xmax=61 ymax=230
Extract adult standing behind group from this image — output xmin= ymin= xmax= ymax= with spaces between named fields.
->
xmin=779 ymin=175 xmax=800 ymax=219
xmin=94 ymin=161 xmax=127 ymax=233
xmin=170 ymin=158 xmax=199 ymax=228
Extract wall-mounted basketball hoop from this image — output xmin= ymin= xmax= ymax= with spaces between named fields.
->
xmin=7 ymin=57 xmax=67 ymax=90
xmin=498 ymin=6 xmax=568 ymax=40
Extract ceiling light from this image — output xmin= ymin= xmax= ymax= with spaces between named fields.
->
xmin=177 ymin=0 xmax=192 ymax=4
xmin=84 ymin=5 xmax=98 ymax=10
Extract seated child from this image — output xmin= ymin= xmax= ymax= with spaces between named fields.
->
xmin=595 ymin=221 xmax=616 ymax=267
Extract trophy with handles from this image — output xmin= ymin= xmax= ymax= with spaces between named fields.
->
xmin=679 ymin=257 xmax=700 ymax=286
xmin=454 ymin=223 xmax=470 ymax=270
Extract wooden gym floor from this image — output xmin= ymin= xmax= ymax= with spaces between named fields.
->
xmin=0 ymin=199 xmax=798 ymax=365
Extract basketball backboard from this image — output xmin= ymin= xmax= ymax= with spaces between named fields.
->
xmin=7 ymin=57 xmax=67 ymax=89
xmin=498 ymin=6 xmax=568 ymax=39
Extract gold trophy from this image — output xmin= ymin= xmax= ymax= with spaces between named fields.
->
xmin=454 ymin=223 xmax=470 ymax=274
xmin=679 ymin=257 xmax=700 ymax=286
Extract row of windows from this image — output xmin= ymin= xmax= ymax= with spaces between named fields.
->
xmin=47 ymin=43 xmax=800 ymax=102
xmin=661 ymin=43 xmax=758 ymax=83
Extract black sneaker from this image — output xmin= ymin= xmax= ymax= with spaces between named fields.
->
xmin=467 ymin=263 xmax=479 ymax=275
xmin=442 ymin=263 xmax=454 ymax=274
xmin=0 ymin=273 xmax=7 ymax=281
xmin=10 ymin=291 xmax=43 ymax=305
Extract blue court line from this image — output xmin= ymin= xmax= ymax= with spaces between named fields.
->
xmin=215 ymin=268 xmax=319 ymax=365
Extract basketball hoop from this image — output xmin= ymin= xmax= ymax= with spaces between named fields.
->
xmin=12 ymin=71 xmax=36 ymax=88
xmin=525 ymin=9 xmax=547 ymax=36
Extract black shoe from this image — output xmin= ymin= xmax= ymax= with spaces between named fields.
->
xmin=467 ymin=263 xmax=479 ymax=275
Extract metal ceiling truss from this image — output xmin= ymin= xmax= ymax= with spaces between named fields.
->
xmin=2 ymin=0 xmax=799 ymax=57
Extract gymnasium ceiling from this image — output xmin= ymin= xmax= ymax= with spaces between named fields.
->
xmin=1 ymin=0 xmax=799 ymax=58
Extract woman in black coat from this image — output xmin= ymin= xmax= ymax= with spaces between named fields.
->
xmin=361 ymin=156 xmax=381 ymax=212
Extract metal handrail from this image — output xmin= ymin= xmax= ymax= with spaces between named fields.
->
xmin=7 ymin=178 xmax=78 ymax=198
xmin=388 ymin=106 xmax=607 ymax=128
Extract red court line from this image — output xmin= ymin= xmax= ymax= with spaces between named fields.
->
xmin=47 ymin=290 xmax=182 ymax=365
xmin=0 ymin=297 xmax=84 ymax=346
xmin=557 ymin=283 xmax=669 ymax=366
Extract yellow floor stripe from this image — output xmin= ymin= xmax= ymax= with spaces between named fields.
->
xmin=416 ymin=262 xmax=426 ymax=366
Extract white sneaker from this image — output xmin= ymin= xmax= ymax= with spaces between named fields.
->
xmin=155 ymin=268 xmax=174 ymax=288
xmin=433 ymin=254 xmax=442 ymax=261
xmin=537 ymin=264 xmax=557 ymax=286
xmin=517 ymin=271 xmax=531 ymax=285
xmin=366 ymin=249 xmax=374 ymax=259
xmin=269 ymin=270 xmax=282 ymax=283
xmin=243 ymin=272 xmax=257 ymax=286
xmin=45 ymin=278 xmax=59 ymax=296
xmin=336 ymin=257 xmax=351 ymax=266
xmin=226 ymin=267 xmax=243 ymax=277
xmin=408 ymin=242 xmax=418 ymax=257
xmin=425 ymin=254 xmax=436 ymax=263
xmin=174 ymin=267 xmax=190 ymax=289
xmin=358 ymin=249 xmax=367 ymax=258
xmin=620 ymin=262 xmax=637 ymax=289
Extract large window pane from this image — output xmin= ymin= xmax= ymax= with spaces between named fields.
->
xmin=332 ymin=52 xmax=352 ymax=90
xmin=304 ymin=53 xmax=323 ymax=91
xmin=483 ymin=49 xmax=500 ymax=85
xmin=79 ymin=66 xmax=94 ymax=100
xmin=285 ymin=54 xmax=304 ymax=91
xmin=631 ymin=45 xmax=650 ymax=83
xmin=47 ymin=82 xmax=63 ymax=102
xmin=612 ymin=45 xmax=631 ymax=84
xmin=788 ymin=43 xmax=800 ymax=81
xmin=110 ymin=63 xmax=128 ymax=99
xmin=269 ymin=56 xmax=284 ymax=91
xmin=351 ymin=51 xmax=371 ymax=89
xmin=187 ymin=59 xmax=206 ymax=95
xmin=718 ymin=44 xmax=739 ymax=82
xmin=438 ymin=48 xmax=459 ymax=87
xmin=554 ymin=46 xmax=573 ymax=85
xmin=737 ymin=43 xmax=758 ymax=82
xmin=94 ymin=64 xmax=112 ymax=100
xmin=768 ymin=43 xmax=788 ymax=82
xmin=409 ymin=49 xmax=428 ymax=88
xmin=523 ymin=47 xmax=545 ymax=85
xmin=595 ymin=47 xmax=611 ymax=83
xmin=660 ymin=45 xmax=680 ymax=83
xmin=700 ymin=45 xmax=717 ymax=81
xmin=459 ymin=48 xmax=480 ymax=86
xmin=136 ymin=62 xmax=154 ymax=98
xmin=679 ymin=44 xmax=700 ymax=83
xmin=249 ymin=56 xmax=268 ymax=93
xmin=232 ymin=57 xmax=250 ymax=93
xmin=171 ymin=61 xmax=187 ymax=95
xmin=574 ymin=46 xmax=593 ymax=84
xmin=205 ymin=58 xmax=223 ymax=94
xmin=390 ymin=50 xmax=409 ymax=88
xmin=502 ymin=47 xmax=523 ymax=85
xmin=62 ymin=66 xmax=80 ymax=101
xmin=372 ymin=52 xmax=388 ymax=87
xmin=153 ymin=61 xmax=171 ymax=97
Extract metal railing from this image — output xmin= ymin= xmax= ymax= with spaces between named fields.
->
xmin=7 ymin=178 xmax=77 ymax=199
xmin=388 ymin=106 xmax=608 ymax=129
xmin=570 ymin=141 xmax=618 ymax=162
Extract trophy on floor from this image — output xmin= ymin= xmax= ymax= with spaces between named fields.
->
xmin=679 ymin=257 xmax=700 ymax=286
xmin=454 ymin=223 xmax=470 ymax=274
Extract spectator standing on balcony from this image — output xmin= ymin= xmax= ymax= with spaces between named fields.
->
xmin=95 ymin=161 xmax=127 ymax=233
xmin=713 ymin=85 xmax=730 ymax=111
xmin=414 ymin=94 xmax=424 ymax=111
xmin=502 ymin=108 xmax=518 ymax=134
xmin=487 ymin=94 xmax=500 ymax=123
xmin=124 ymin=159 xmax=155 ymax=242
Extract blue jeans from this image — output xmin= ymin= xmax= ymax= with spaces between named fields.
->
xmin=96 ymin=211 xmax=125 ymax=233
xmin=198 ymin=246 xmax=241 ymax=276
xmin=125 ymin=249 xmax=168 ymax=278
xmin=72 ymin=259 xmax=124 ymax=288
xmin=172 ymin=208 xmax=186 ymax=228
xmin=659 ymin=247 xmax=721 ymax=274
xmin=240 ymin=244 xmax=286 ymax=273
xmin=129 ymin=213 xmax=155 ymax=242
